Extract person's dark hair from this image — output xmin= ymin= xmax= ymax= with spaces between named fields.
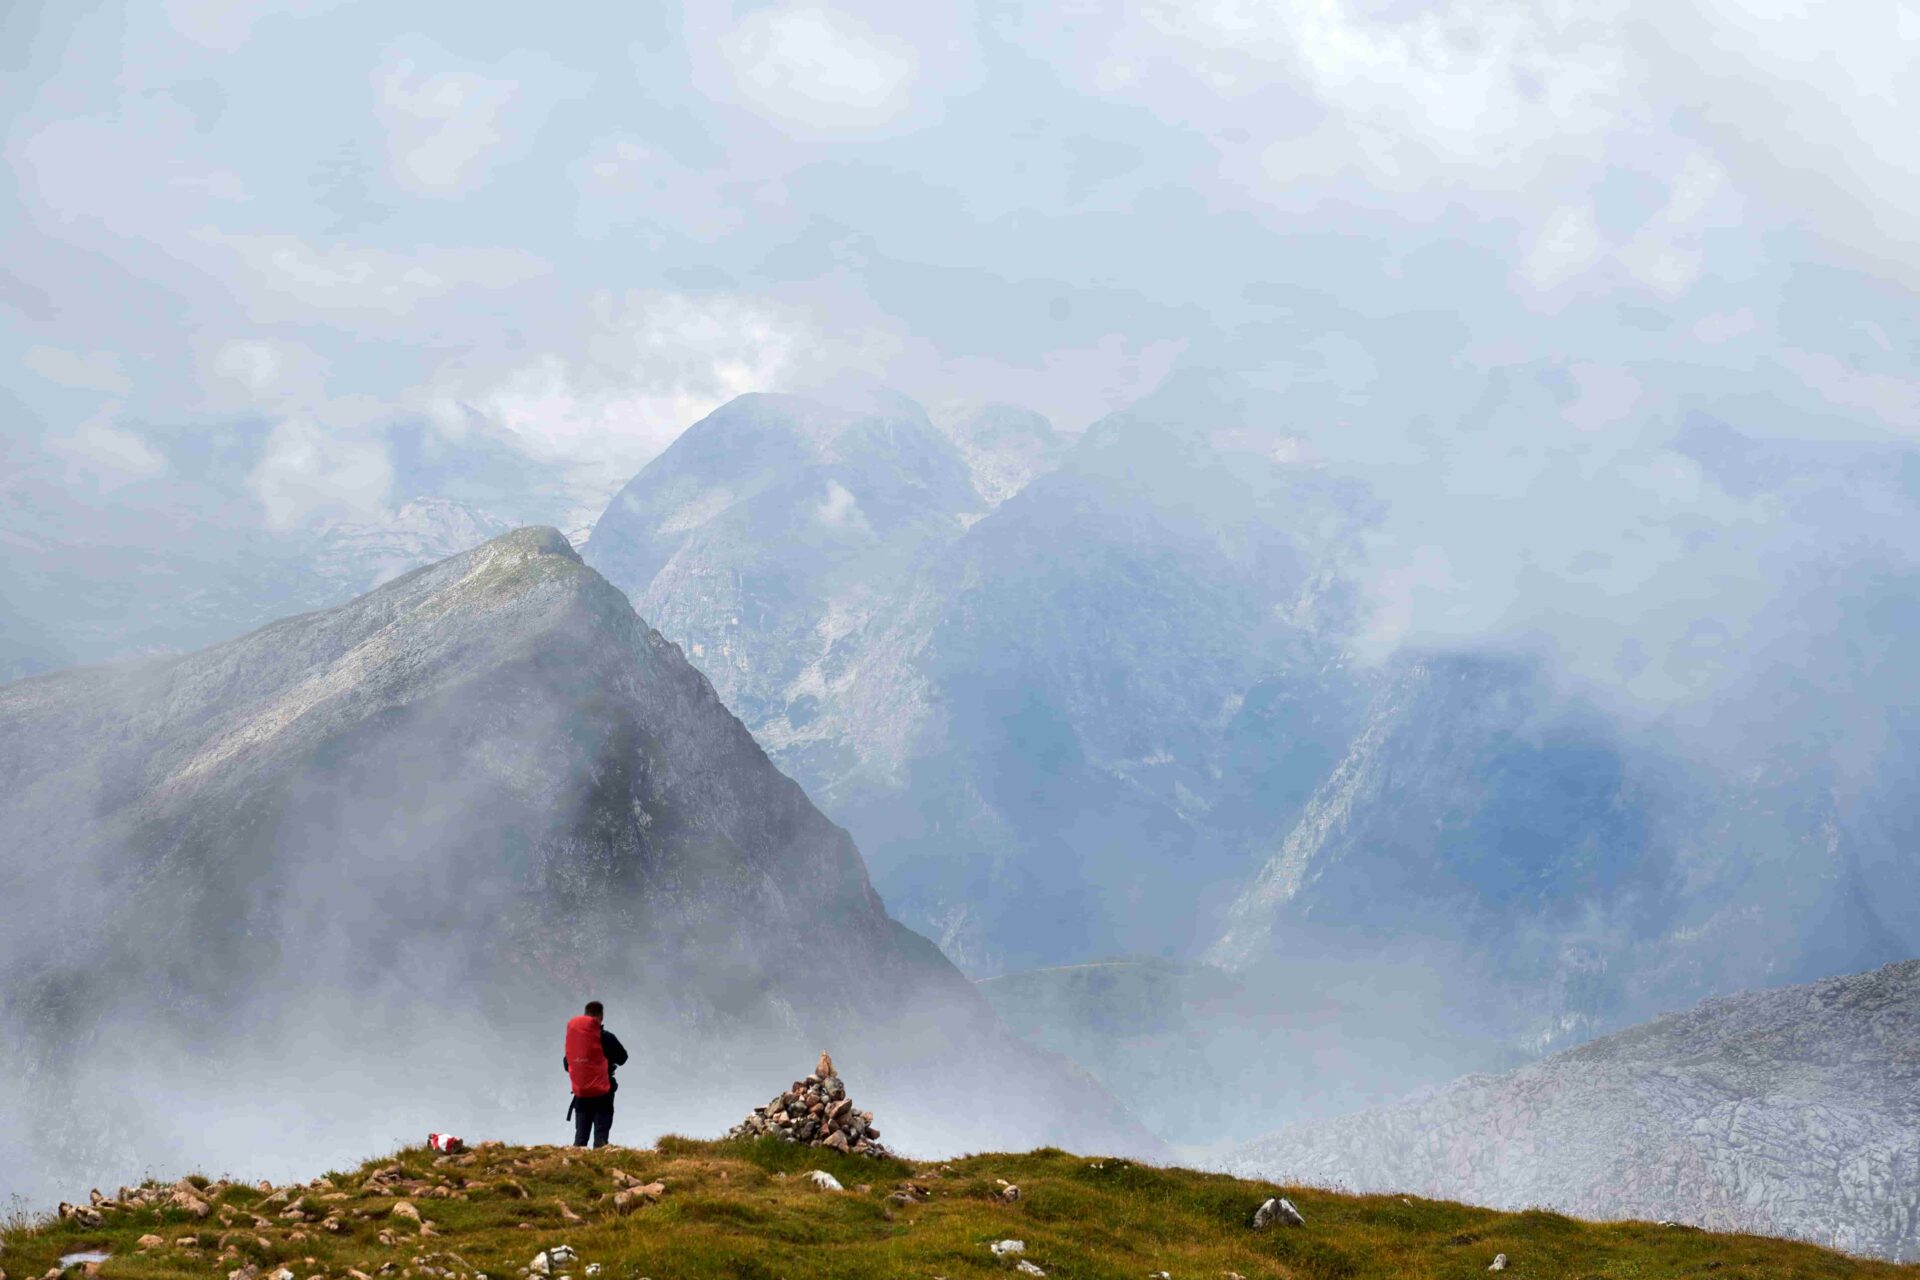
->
xmin=584 ymin=1000 xmax=604 ymax=1018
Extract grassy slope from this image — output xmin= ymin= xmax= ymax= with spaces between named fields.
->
xmin=4 ymin=1139 xmax=1911 ymax=1280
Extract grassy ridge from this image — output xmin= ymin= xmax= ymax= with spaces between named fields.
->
xmin=3 ymin=1138 xmax=1911 ymax=1280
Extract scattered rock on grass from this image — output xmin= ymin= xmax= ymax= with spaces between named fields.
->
xmin=989 ymin=1241 xmax=1025 ymax=1257
xmin=1015 ymin=1263 xmax=1046 ymax=1277
xmin=528 ymin=1246 xmax=577 ymax=1277
xmin=612 ymin=1183 xmax=665 ymax=1213
xmin=1253 ymin=1197 xmax=1304 ymax=1229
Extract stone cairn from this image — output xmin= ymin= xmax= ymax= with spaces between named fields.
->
xmin=726 ymin=1051 xmax=891 ymax=1158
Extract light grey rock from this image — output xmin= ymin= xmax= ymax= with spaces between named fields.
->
xmin=1260 ymin=1198 xmax=1304 ymax=1228
xmin=1223 ymin=961 xmax=1920 ymax=1260
xmin=805 ymin=1171 xmax=844 ymax=1192
xmin=988 ymin=1240 xmax=1024 ymax=1256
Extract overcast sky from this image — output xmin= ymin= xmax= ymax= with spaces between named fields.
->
xmin=5 ymin=0 xmax=1917 ymax=698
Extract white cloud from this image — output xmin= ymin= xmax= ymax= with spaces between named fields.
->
xmin=417 ymin=290 xmax=875 ymax=523
xmin=247 ymin=415 xmax=394 ymax=530
xmin=1361 ymin=544 xmax=1478 ymax=659
xmin=23 ymin=346 xmax=132 ymax=395
xmin=1642 ymin=0 xmax=1920 ymax=283
xmin=44 ymin=405 xmax=166 ymax=486
xmin=714 ymin=5 xmax=922 ymax=130
xmin=815 ymin=479 xmax=868 ymax=530
xmin=376 ymin=58 xmax=519 ymax=195
xmin=1027 ymin=0 xmax=1635 ymax=191
xmin=1520 ymin=206 xmax=1603 ymax=292
xmin=201 ymin=339 xmax=331 ymax=406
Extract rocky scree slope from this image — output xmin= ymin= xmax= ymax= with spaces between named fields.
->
xmin=1221 ymin=959 xmax=1920 ymax=1261
xmin=0 ymin=528 xmax=1157 ymax=1201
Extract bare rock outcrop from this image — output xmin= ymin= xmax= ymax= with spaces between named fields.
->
xmin=1222 ymin=960 xmax=1920 ymax=1261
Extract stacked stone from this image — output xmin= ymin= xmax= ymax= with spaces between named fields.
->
xmin=726 ymin=1052 xmax=890 ymax=1158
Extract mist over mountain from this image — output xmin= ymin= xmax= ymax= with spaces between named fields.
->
xmin=585 ymin=375 xmax=1919 ymax=1135
xmin=1221 ymin=960 xmax=1920 ymax=1261
xmin=0 ymin=417 xmax=575 ymax=681
xmin=586 ymin=375 xmax=1376 ymax=974
xmin=7 ymin=0 xmax=1919 ymax=1259
xmin=0 ymin=527 xmax=1157 ymax=1203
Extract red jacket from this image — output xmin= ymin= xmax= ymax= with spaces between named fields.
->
xmin=565 ymin=1015 xmax=612 ymax=1098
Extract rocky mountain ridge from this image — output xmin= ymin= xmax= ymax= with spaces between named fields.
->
xmin=0 ymin=527 xmax=1158 ymax=1204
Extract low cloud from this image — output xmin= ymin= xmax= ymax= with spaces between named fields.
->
xmin=45 ymin=407 xmax=166 ymax=485
xmin=721 ymin=6 xmax=919 ymax=131
xmin=201 ymin=338 xmax=331 ymax=406
xmin=248 ymin=414 xmax=394 ymax=530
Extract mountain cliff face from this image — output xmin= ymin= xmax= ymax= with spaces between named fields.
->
xmin=0 ymin=527 xmax=1158 ymax=1202
xmin=1219 ymin=960 xmax=1920 ymax=1261
xmin=586 ymin=393 xmax=984 ymax=743
xmin=1204 ymin=653 xmax=1683 ymax=1048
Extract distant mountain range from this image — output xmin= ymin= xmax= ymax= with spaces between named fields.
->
xmin=0 ymin=528 xmax=1158 ymax=1201
xmin=0 ymin=483 xmax=515 ymax=682
xmin=586 ymin=380 xmax=1919 ymax=1068
xmin=1220 ymin=960 xmax=1920 ymax=1261
xmin=7 ymin=373 xmax=1917 ymax=1216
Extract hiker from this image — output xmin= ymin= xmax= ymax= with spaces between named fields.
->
xmin=563 ymin=999 xmax=629 ymax=1148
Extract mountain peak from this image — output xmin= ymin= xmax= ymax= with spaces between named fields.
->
xmin=478 ymin=524 xmax=580 ymax=562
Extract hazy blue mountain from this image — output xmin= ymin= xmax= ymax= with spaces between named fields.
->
xmin=586 ymin=392 xmax=985 ymax=739
xmin=1221 ymin=960 xmax=1920 ymax=1261
xmin=931 ymin=402 xmax=1068 ymax=505
xmin=840 ymin=377 xmax=1375 ymax=971
xmin=1206 ymin=651 xmax=1680 ymax=1047
xmin=0 ymin=527 xmax=1159 ymax=1202
xmin=584 ymin=376 xmax=1919 ymax=1090
xmin=587 ymin=377 xmax=1375 ymax=975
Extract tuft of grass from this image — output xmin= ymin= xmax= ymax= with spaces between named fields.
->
xmin=0 ymin=1139 xmax=1910 ymax=1280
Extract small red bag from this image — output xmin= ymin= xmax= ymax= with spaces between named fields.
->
xmin=427 ymin=1132 xmax=465 ymax=1154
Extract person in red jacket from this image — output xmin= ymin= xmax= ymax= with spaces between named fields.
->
xmin=563 ymin=1000 xmax=629 ymax=1148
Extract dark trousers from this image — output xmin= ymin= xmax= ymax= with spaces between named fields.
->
xmin=572 ymin=1092 xmax=614 ymax=1148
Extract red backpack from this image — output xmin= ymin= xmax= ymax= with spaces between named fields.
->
xmin=565 ymin=1015 xmax=612 ymax=1097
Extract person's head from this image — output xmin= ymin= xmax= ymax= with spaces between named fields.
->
xmin=584 ymin=1000 xmax=604 ymax=1019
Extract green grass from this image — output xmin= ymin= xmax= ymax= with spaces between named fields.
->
xmin=3 ymin=1139 xmax=1910 ymax=1280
